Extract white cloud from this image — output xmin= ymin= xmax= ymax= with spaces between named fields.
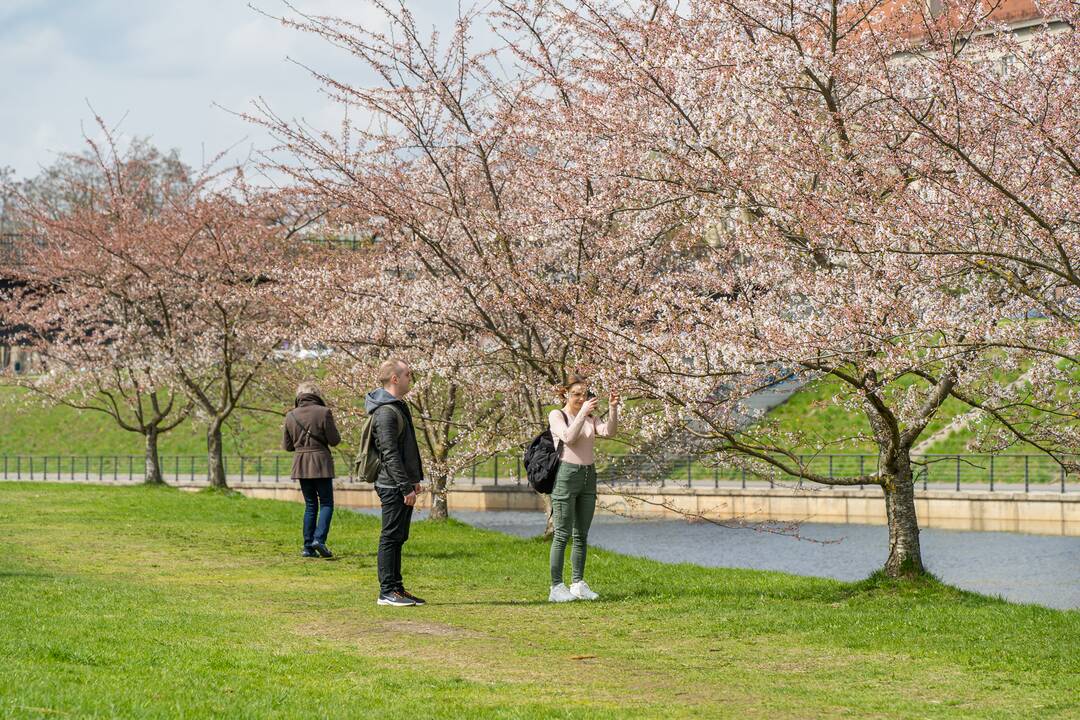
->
xmin=0 ymin=0 xmax=50 ymax=24
xmin=0 ymin=0 xmax=457 ymax=179
xmin=0 ymin=24 xmax=65 ymax=65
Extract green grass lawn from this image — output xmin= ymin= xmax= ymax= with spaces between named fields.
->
xmin=0 ymin=483 xmax=1076 ymax=719
xmin=761 ymin=374 xmax=987 ymax=455
xmin=0 ymin=386 xmax=288 ymax=458
xmin=762 ymin=366 xmax=1068 ymax=459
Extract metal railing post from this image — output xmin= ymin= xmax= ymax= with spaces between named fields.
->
xmin=9 ymin=450 xmax=1063 ymax=495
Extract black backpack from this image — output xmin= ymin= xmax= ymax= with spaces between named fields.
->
xmin=523 ymin=410 xmax=567 ymax=494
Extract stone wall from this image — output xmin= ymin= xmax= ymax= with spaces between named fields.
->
xmin=222 ymin=482 xmax=1079 ymax=536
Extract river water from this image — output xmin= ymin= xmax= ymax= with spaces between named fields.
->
xmin=390 ymin=510 xmax=1079 ymax=610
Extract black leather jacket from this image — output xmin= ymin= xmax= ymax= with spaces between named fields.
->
xmin=365 ymin=388 xmax=424 ymax=492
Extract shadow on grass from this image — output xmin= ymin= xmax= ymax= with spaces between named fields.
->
xmin=434 ymin=599 xmax=552 ymax=607
xmin=0 ymin=570 xmax=54 ymax=579
xmin=293 ymin=550 xmax=483 ymax=562
xmin=197 ymin=486 xmax=243 ymax=498
xmin=418 ymin=551 xmax=482 ymax=560
xmin=834 ymin=570 xmax=1013 ymax=607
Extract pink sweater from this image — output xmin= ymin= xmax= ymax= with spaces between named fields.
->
xmin=549 ymin=405 xmax=618 ymax=466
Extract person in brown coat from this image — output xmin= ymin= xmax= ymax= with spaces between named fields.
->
xmin=283 ymin=381 xmax=342 ymax=558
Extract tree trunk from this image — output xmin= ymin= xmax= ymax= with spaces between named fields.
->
xmin=143 ymin=428 xmax=164 ymax=485
xmin=207 ymin=420 xmax=228 ymax=489
xmin=429 ymin=472 xmax=450 ymax=520
xmin=880 ymin=455 xmax=924 ymax=577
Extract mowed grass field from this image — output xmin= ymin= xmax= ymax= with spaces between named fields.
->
xmin=0 ymin=387 xmax=289 ymax=458
xmin=0 ymin=483 xmax=1077 ymax=719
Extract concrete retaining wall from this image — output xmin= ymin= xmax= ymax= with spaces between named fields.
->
xmin=221 ymin=482 xmax=1079 ymax=536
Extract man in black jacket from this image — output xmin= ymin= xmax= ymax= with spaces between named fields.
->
xmin=366 ymin=358 xmax=426 ymax=607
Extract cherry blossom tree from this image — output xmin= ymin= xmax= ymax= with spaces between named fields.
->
xmin=861 ymin=0 xmax=1080 ymax=459
xmin=246 ymin=2 xmax=630 ymax=517
xmin=0 ymin=137 xmax=195 ymax=483
xmin=3 ymin=124 xmax=306 ymax=489
xmin=141 ymin=187 xmax=309 ymax=489
xmin=274 ymin=223 xmax=554 ymax=520
xmin=244 ymin=0 xmax=1074 ymax=575
xmin=495 ymin=0 xmax=1072 ymax=576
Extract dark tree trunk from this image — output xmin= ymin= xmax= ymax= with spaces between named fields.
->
xmin=542 ymin=494 xmax=554 ymax=540
xmin=880 ymin=454 xmax=924 ymax=577
xmin=143 ymin=428 xmax=164 ymax=485
xmin=429 ymin=472 xmax=449 ymax=521
xmin=207 ymin=420 xmax=227 ymax=489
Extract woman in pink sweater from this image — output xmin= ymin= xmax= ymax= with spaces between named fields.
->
xmin=547 ymin=373 xmax=619 ymax=602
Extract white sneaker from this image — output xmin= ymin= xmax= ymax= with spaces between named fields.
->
xmin=570 ymin=581 xmax=599 ymax=601
xmin=548 ymin=583 xmax=576 ymax=602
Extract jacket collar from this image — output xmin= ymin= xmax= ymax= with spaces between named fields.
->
xmin=295 ymin=393 xmax=326 ymax=408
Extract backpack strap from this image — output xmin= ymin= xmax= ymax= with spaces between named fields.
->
xmin=555 ymin=410 xmax=568 ymax=456
xmin=288 ymin=411 xmax=328 ymax=448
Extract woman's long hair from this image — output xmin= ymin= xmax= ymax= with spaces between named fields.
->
xmin=556 ymin=372 xmax=589 ymax=402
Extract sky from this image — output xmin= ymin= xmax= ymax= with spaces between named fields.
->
xmin=0 ymin=0 xmax=461 ymax=180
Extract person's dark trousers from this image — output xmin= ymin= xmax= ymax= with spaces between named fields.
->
xmin=299 ymin=478 xmax=334 ymax=546
xmin=376 ymin=486 xmax=414 ymax=594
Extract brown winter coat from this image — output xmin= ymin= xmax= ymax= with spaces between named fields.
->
xmin=282 ymin=393 xmax=342 ymax=479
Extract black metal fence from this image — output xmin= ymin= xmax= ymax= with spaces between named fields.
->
xmin=0 ymin=455 xmax=297 ymax=484
xmin=650 ymin=453 xmax=1075 ymax=493
xmin=0 ymin=452 xmax=1072 ymax=493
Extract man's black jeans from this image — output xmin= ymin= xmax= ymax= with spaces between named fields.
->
xmin=299 ymin=478 xmax=334 ymax=546
xmin=376 ymin=485 xmax=414 ymax=594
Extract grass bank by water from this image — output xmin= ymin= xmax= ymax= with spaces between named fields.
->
xmin=0 ymin=483 xmax=1076 ymax=718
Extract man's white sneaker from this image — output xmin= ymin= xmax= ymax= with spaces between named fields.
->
xmin=570 ymin=581 xmax=599 ymax=601
xmin=548 ymin=583 xmax=576 ymax=602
